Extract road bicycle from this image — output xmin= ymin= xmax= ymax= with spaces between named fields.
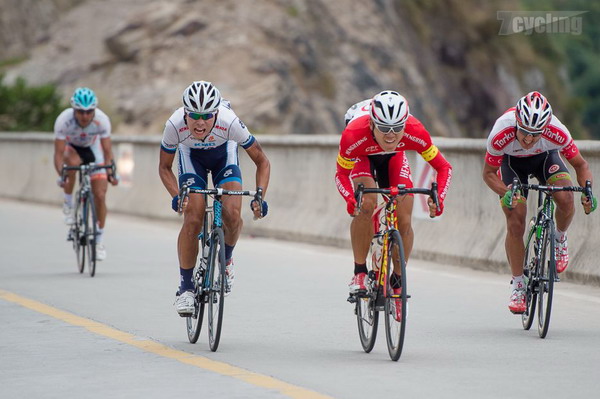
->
xmin=62 ymin=162 xmax=115 ymax=277
xmin=178 ymin=184 xmax=263 ymax=351
xmin=510 ymin=177 xmax=593 ymax=338
xmin=348 ymin=182 xmax=439 ymax=361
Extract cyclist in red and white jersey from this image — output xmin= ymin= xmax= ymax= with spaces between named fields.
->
xmin=482 ymin=91 xmax=596 ymax=314
xmin=159 ymin=81 xmax=270 ymax=316
xmin=53 ymin=87 xmax=118 ymax=261
xmin=336 ymin=91 xmax=452 ymax=305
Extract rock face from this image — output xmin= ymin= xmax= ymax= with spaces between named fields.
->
xmin=1 ymin=0 xmax=563 ymax=136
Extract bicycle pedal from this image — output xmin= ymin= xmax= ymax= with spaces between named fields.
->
xmin=347 ymin=295 xmax=357 ymax=303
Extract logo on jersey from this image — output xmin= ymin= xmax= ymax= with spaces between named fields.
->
xmin=214 ymin=125 xmax=226 ymax=131
xmin=493 ymin=130 xmax=515 ymax=149
xmin=223 ymin=169 xmax=233 ymax=177
xmin=365 ymin=146 xmax=380 ymax=153
xmin=404 ymin=133 xmax=427 ymax=147
xmin=178 ymin=126 xmax=189 ymax=133
xmin=345 ymin=136 xmax=368 ymax=156
xmin=543 ymin=129 xmax=565 ymax=144
xmin=208 ymin=136 xmax=215 ymax=141
xmin=548 ymin=164 xmax=560 ymax=174
xmin=239 ymin=120 xmax=246 ymax=129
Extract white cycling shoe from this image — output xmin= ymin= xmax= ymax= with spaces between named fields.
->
xmin=175 ymin=290 xmax=195 ymax=316
xmin=63 ymin=202 xmax=74 ymax=225
xmin=96 ymin=244 xmax=107 ymax=261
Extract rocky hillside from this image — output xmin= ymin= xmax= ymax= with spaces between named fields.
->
xmin=0 ymin=0 xmax=571 ymax=137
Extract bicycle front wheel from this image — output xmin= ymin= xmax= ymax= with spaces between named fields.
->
xmin=537 ymin=222 xmax=555 ymax=338
xmin=384 ymin=230 xmax=407 ymax=361
xmin=207 ymin=228 xmax=226 ymax=351
xmin=356 ymin=281 xmax=379 ymax=353
xmin=186 ymin=266 xmax=206 ymax=343
xmin=73 ymin=193 xmax=85 ymax=274
xmin=522 ymin=221 xmax=538 ymax=330
xmin=85 ymin=194 xmax=98 ymax=277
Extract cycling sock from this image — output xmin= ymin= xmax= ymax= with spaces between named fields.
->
xmin=64 ymin=193 xmax=73 ymax=205
xmin=225 ymin=244 xmax=235 ymax=262
xmin=179 ymin=268 xmax=194 ymax=292
xmin=354 ymin=263 xmax=368 ymax=275
xmin=96 ymin=227 xmax=104 ymax=244
xmin=390 ymin=273 xmax=402 ymax=289
xmin=556 ymin=229 xmax=566 ymax=242
xmin=512 ymin=274 xmax=525 ymax=290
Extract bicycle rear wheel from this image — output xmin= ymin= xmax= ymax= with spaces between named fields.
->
xmin=186 ymin=265 xmax=206 ymax=343
xmin=73 ymin=193 xmax=85 ymax=274
xmin=537 ymin=222 xmax=555 ymax=338
xmin=207 ymin=227 xmax=226 ymax=351
xmin=384 ymin=230 xmax=407 ymax=361
xmin=85 ymin=194 xmax=98 ymax=277
xmin=521 ymin=223 xmax=538 ymax=330
xmin=356 ymin=274 xmax=379 ymax=353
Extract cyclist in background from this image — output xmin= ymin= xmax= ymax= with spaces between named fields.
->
xmin=336 ymin=91 xmax=452 ymax=317
xmin=482 ymin=91 xmax=596 ymax=314
xmin=158 ymin=81 xmax=270 ymax=316
xmin=53 ymin=87 xmax=118 ymax=261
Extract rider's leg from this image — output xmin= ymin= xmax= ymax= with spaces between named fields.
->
xmin=394 ymin=195 xmax=414 ymax=275
xmin=351 ymin=176 xmax=377 ymax=265
xmin=91 ymin=177 xmax=108 ymax=229
xmin=547 ymin=173 xmax=575 ymax=233
xmin=503 ymin=203 xmax=528 ymax=277
xmin=220 ymin=180 xmax=243 ymax=261
xmin=178 ymin=194 xmax=206 ymax=271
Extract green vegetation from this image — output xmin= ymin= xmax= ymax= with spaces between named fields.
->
xmin=0 ymin=74 xmax=65 ymax=132
xmin=522 ymin=0 xmax=600 ymax=138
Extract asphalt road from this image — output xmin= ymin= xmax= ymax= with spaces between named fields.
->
xmin=1 ymin=199 xmax=599 ymax=398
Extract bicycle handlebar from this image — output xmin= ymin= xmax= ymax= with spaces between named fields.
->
xmin=355 ymin=182 xmax=441 ymax=215
xmin=509 ymin=177 xmax=593 ymax=208
xmin=177 ymin=183 xmax=261 ymax=214
xmin=61 ymin=162 xmax=116 ymax=182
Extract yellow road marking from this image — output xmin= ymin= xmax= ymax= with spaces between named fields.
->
xmin=0 ymin=289 xmax=333 ymax=399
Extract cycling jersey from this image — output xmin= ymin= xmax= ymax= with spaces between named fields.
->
xmin=335 ymin=114 xmax=452 ymax=205
xmin=54 ymin=108 xmax=111 ymax=147
xmin=161 ymin=101 xmax=256 ymax=189
xmin=160 ymin=101 xmax=255 ymax=153
xmin=485 ymin=107 xmax=579 ymax=167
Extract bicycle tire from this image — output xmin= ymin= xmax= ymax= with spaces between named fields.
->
xmin=537 ymin=221 xmax=555 ymax=338
xmin=356 ymin=273 xmax=379 ymax=352
xmin=384 ymin=230 xmax=407 ymax=361
xmin=74 ymin=192 xmax=85 ymax=274
xmin=186 ymin=265 xmax=206 ymax=343
xmin=521 ymin=221 xmax=538 ymax=330
xmin=207 ymin=227 xmax=226 ymax=351
xmin=86 ymin=194 xmax=98 ymax=277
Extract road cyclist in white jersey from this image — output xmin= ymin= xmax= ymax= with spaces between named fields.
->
xmin=53 ymin=87 xmax=118 ymax=261
xmin=159 ymin=81 xmax=271 ymax=316
xmin=482 ymin=91 xmax=596 ymax=314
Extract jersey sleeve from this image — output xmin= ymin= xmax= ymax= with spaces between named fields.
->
xmin=160 ymin=120 xmax=179 ymax=154
xmin=96 ymin=109 xmax=111 ymax=138
xmin=229 ymin=117 xmax=255 ymax=149
xmin=484 ymin=115 xmax=513 ymax=167
xmin=335 ymin=133 xmax=357 ymax=203
xmin=53 ymin=109 xmax=70 ymax=140
xmin=551 ymin=117 xmax=580 ymax=160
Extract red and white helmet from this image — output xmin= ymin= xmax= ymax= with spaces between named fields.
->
xmin=370 ymin=91 xmax=410 ymax=128
xmin=515 ymin=91 xmax=552 ymax=132
xmin=182 ymin=81 xmax=221 ymax=113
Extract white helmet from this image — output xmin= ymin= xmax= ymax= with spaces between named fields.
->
xmin=370 ymin=90 xmax=410 ymax=128
xmin=515 ymin=91 xmax=552 ymax=132
xmin=182 ymin=81 xmax=221 ymax=113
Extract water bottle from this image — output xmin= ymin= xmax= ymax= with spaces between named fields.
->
xmin=370 ymin=233 xmax=383 ymax=272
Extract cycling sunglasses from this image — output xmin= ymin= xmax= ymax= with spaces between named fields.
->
xmin=375 ymin=123 xmax=404 ymax=134
xmin=187 ymin=111 xmax=216 ymax=121
xmin=75 ymin=109 xmax=94 ymax=115
xmin=517 ymin=126 xmax=544 ymax=136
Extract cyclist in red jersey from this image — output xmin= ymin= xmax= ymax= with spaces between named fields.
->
xmin=482 ymin=91 xmax=596 ymax=314
xmin=335 ymin=91 xmax=452 ymax=296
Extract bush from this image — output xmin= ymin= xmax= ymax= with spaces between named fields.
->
xmin=0 ymin=74 xmax=66 ymax=132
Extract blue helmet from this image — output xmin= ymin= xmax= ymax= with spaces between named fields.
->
xmin=70 ymin=87 xmax=98 ymax=110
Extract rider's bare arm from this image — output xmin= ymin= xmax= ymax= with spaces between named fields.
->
xmin=53 ymin=139 xmax=67 ymax=176
xmin=159 ymin=149 xmax=179 ymax=198
xmin=567 ymin=153 xmax=593 ymax=188
xmin=245 ymin=140 xmax=270 ymax=197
